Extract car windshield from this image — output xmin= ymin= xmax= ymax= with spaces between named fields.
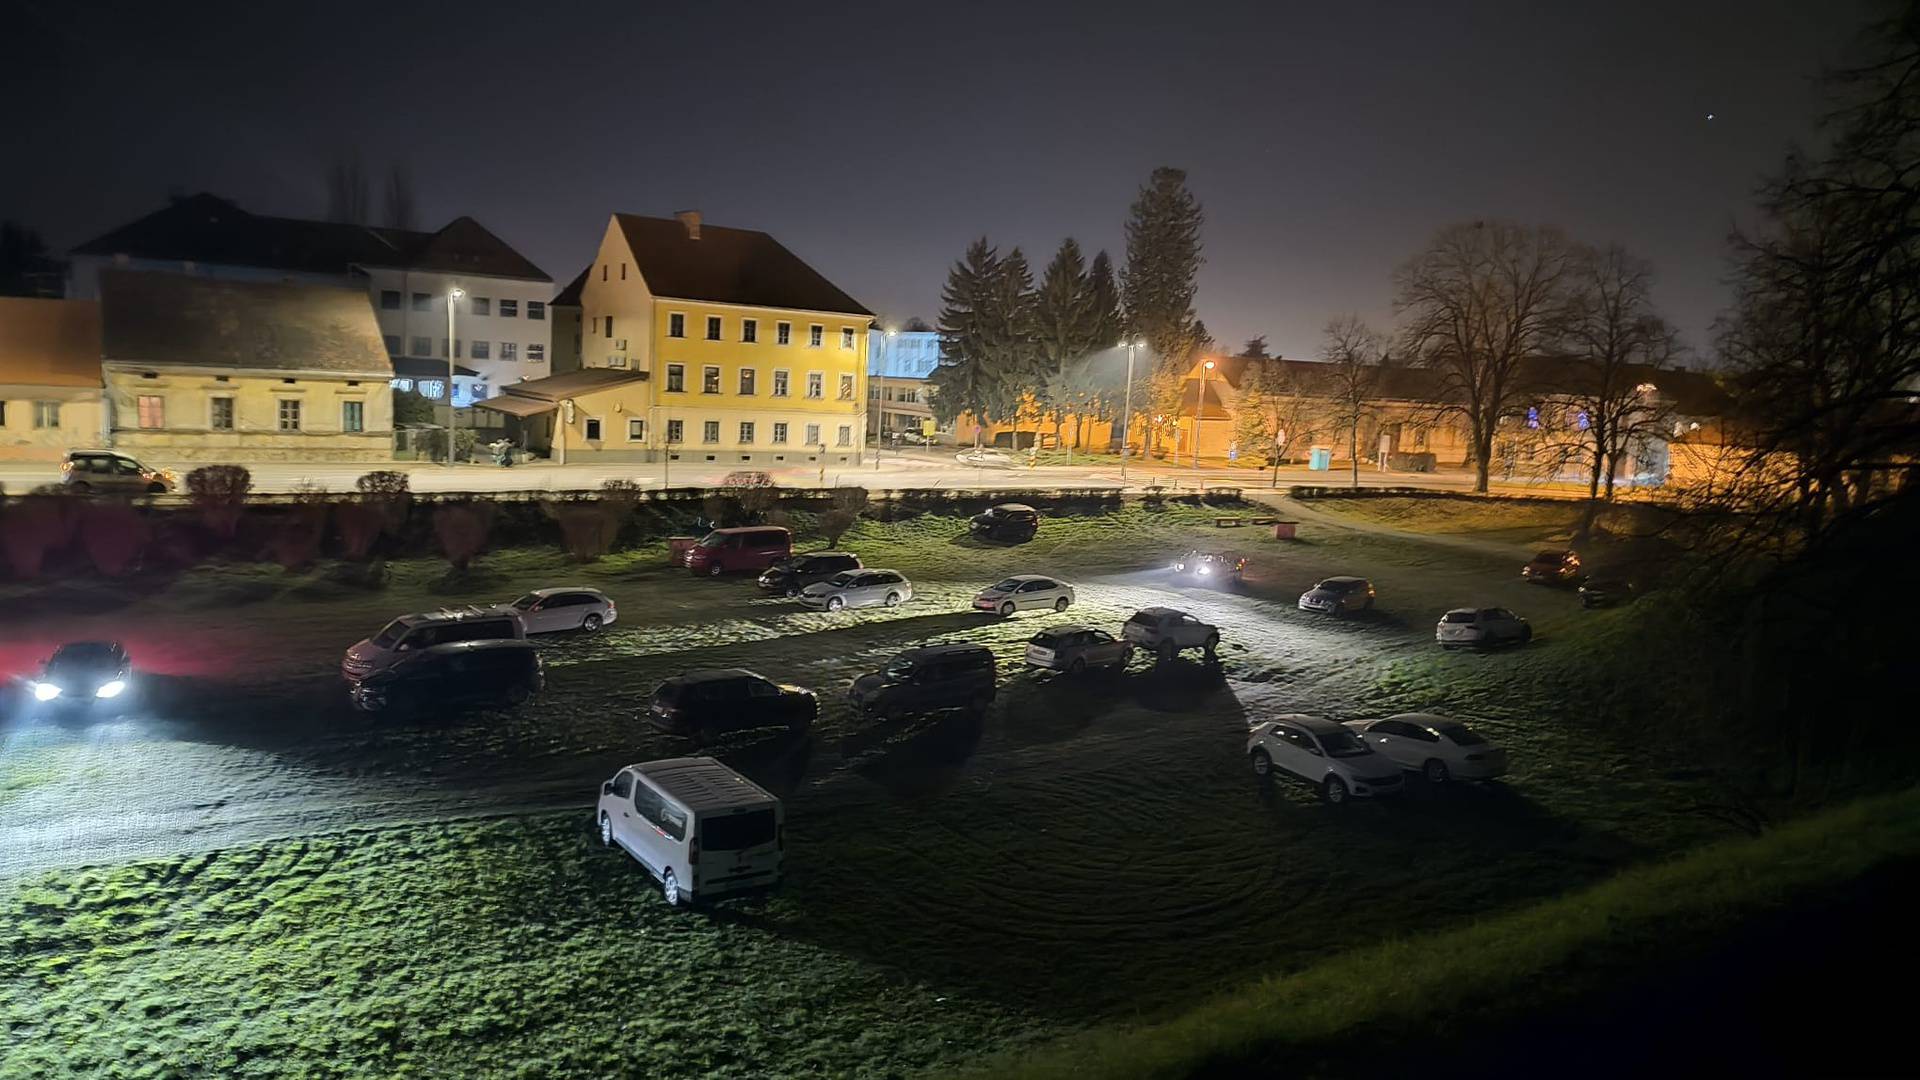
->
xmin=698 ymin=533 xmax=728 ymax=549
xmin=1441 ymin=726 xmax=1488 ymax=747
xmin=702 ymin=808 xmax=777 ymax=851
xmin=828 ymin=572 xmax=857 ymax=587
xmin=371 ymin=619 xmax=409 ymax=648
xmin=49 ymin=644 xmax=120 ymax=672
xmin=510 ymin=594 xmax=540 ymax=611
xmin=885 ymin=656 xmax=916 ymax=678
xmin=1029 ymin=631 xmax=1063 ymax=645
xmin=1533 ymin=551 xmax=1563 ymax=562
xmin=1441 ymin=611 xmax=1476 ymax=624
xmin=1315 ymin=730 xmax=1372 ymax=758
xmin=1317 ymin=579 xmax=1359 ymax=592
xmin=989 ymin=578 xmax=1023 ymax=591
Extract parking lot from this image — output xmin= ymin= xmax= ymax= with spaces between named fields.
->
xmin=0 ymin=500 xmax=1724 ymax=1076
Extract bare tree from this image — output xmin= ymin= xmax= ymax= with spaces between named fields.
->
xmin=1319 ymin=316 xmax=1389 ymax=489
xmin=1395 ymin=221 xmax=1578 ymax=492
xmin=383 ymin=163 xmax=418 ymax=231
xmin=1563 ymin=246 xmax=1682 ymax=508
xmin=326 ymin=153 xmax=371 ymax=225
xmin=1233 ymin=359 xmax=1328 ymax=485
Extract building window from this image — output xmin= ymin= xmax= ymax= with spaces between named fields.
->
xmin=604 ymin=316 xmax=613 ymax=339
xmin=209 ymin=398 xmax=234 ymax=430
xmin=380 ymin=289 xmax=401 ymax=310
xmin=628 ymin=418 xmax=646 ymax=441
xmin=411 ymin=292 xmax=430 ymax=311
xmin=472 ymin=297 xmax=491 ymax=316
xmin=419 ymin=380 xmax=445 ymax=400
xmin=777 ymin=321 xmax=791 ymax=345
xmin=499 ymin=299 xmax=517 ymax=318
xmin=772 ymin=369 xmax=790 ymax=397
xmin=668 ymin=313 xmax=685 ymax=338
xmin=620 ymin=263 xmax=627 ymax=280
xmin=34 ymin=401 xmax=60 ymax=428
xmin=807 ymin=372 xmax=823 ymax=399
xmin=528 ymin=301 xmax=546 ymax=321
xmin=602 ymin=264 xmax=608 ymax=281
xmin=841 ymin=327 xmax=854 ymax=350
xmin=703 ymin=365 xmax=721 ymax=393
xmin=738 ymin=368 xmax=756 ymax=395
xmin=584 ymin=417 xmax=602 ymax=440
xmin=342 ymin=401 xmax=365 ymax=433
xmin=471 ymin=340 xmax=491 ymax=360
xmin=528 ymin=343 xmax=545 ymax=362
xmin=500 ymin=342 xmax=517 ymax=361
xmin=666 ymin=364 xmax=685 ymax=392
xmin=137 ymin=395 xmax=164 ymax=429
xmin=772 ymin=422 xmax=788 ymax=444
xmin=739 ymin=421 xmax=755 ymax=444
xmin=742 ymin=318 xmax=757 ymax=343
xmin=839 ymin=373 xmax=855 ymax=400
xmin=705 ymin=315 xmax=722 ymax=341
xmin=837 ymin=424 xmax=852 ymax=446
xmin=805 ymin=422 xmax=821 ymax=446
xmin=702 ymin=420 xmax=720 ymax=443
xmin=809 ymin=324 xmax=823 ymax=348
xmin=383 ymin=334 xmax=401 ymax=355
xmin=411 ymin=335 xmax=432 ymax=356
xmin=277 ymin=399 xmax=301 ymax=431
xmin=666 ymin=419 xmax=683 ymax=443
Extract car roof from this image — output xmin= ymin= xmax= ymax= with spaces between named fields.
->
xmin=1319 ymin=575 xmax=1367 ymax=585
xmin=422 ymin=639 xmax=537 ymax=655
xmin=896 ymin=643 xmax=990 ymax=660
xmin=1382 ymin=712 xmax=1465 ymax=729
xmin=1268 ymin=713 xmax=1345 ymax=734
xmin=630 ymin=756 xmax=778 ymax=812
xmin=796 ymin=550 xmax=855 ymax=559
xmin=1532 ymin=549 xmax=1574 ymax=558
xmin=1442 ymin=607 xmax=1480 ymax=616
xmin=51 ymin=641 xmax=125 ymax=659
xmin=666 ymin=668 xmax=763 ymax=685
xmin=1132 ymin=606 xmax=1184 ymax=618
xmin=1033 ymin=623 xmax=1090 ymax=636
xmin=399 ymin=606 xmax=517 ymax=626
xmin=991 ymin=503 xmax=1036 ymax=512
xmin=526 ymin=586 xmax=604 ymax=597
xmin=998 ymin=573 xmax=1051 ymax=582
xmin=709 ymin=525 xmax=789 ymax=535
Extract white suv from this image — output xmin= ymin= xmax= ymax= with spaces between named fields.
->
xmin=1245 ymin=714 xmax=1406 ymax=804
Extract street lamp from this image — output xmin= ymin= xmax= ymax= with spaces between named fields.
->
xmin=1194 ymin=359 xmax=1216 ymax=468
xmin=1119 ymin=337 xmax=1143 ymax=482
xmin=876 ymin=327 xmax=897 ymax=471
xmin=446 ymin=286 xmax=464 ymax=468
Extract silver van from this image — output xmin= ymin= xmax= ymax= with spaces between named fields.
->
xmin=596 ymin=756 xmax=784 ymax=907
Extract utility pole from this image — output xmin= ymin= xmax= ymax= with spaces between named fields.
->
xmin=446 ymin=286 xmax=464 ymax=467
xmin=1119 ymin=338 xmax=1141 ymax=483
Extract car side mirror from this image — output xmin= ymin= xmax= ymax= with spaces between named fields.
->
xmin=396 ymin=642 xmax=413 ymax=651
xmin=602 ymin=781 xmax=614 ymax=796
xmin=1307 ymin=747 xmax=1324 ymax=757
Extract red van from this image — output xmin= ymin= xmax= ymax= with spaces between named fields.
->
xmin=685 ymin=526 xmax=793 ymax=577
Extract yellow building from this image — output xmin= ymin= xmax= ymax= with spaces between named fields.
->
xmin=483 ymin=211 xmax=873 ymax=465
xmin=0 ymin=297 xmax=105 ymax=461
xmin=99 ymin=271 xmax=395 ymax=462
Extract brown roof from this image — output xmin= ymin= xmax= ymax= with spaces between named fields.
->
xmin=0 ymin=298 xmax=101 ymax=387
xmin=100 ymin=270 xmax=393 ymax=376
xmin=494 ymin=367 xmax=649 ymax=401
xmin=613 ymin=214 xmax=872 ymax=317
xmin=473 ymin=394 xmax=558 ymax=417
xmin=551 ymin=265 xmax=589 ymax=308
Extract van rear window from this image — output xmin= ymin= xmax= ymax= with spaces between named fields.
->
xmin=701 ymin=808 xmax=776 ymax=851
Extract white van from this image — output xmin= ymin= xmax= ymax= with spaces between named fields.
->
xmin=596 ymin=757 xmax=784 ymax=907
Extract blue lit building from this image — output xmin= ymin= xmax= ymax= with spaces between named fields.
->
xmin=867 ymin=328 xmax=947 ymax=440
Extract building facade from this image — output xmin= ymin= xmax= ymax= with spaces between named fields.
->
xmin=98 ymin=271 xmax=394 ymax=462
xmin=867 ymin=329 xmax=946 ymax=440
xmin=0 ymin=297 xmax=105 ymax=460
xmin=483 ymin=211 xmax=872 ymax=465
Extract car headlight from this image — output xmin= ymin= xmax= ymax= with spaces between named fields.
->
xmin=32 ymin=681 xmax=62 ymax=701
xmin=95 ymin=679 xmax=126 ymax=699
xmin=1197 ymin=566 xmax=1210 ymax=576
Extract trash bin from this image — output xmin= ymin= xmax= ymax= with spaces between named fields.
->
xmin=1272 ymin=521 xmax=1298 ymax=540
xmin=1308 ymin=446 xmax=1332 ymax=471
xmin=666 ymin=536 xmax=698 ymax=566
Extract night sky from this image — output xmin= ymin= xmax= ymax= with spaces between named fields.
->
xmin=7 ymin=0 xmax=1868 ymax=358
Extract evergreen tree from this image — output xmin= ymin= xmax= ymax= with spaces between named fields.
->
xmin=1241 ymin=335 xmax=1271 ymax=359
xmin=1122 ymin=166 xmax=1205 ymax=374
xmin=931 ymin=238 xmax=1006 ymax=445
xmin=984 ymin=246 xmax=1040 ymax=426
xmin=0 ymin=222 xmax=63 ymax=298
xmin=1086 ymin=250 xmax=1123 ymax=350
xmin=1033 ymin=239 xmax=1106 ymax=448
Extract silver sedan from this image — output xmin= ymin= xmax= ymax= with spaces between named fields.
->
xmin=972 ymin=574 xmax=1076 ymax=617
xmin=799 ymin=569 xmax=914 ymax=612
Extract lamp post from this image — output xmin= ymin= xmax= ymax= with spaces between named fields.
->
xmin=1119 ymin=337 xmax=1142 ymax=482
xmin=875 ymin=327 xmax=896 ymax=472
xmin=1193 ymin=359 xmax=1215 ymax=469
xmin=446 ymin=286 xmax=464 ymax=467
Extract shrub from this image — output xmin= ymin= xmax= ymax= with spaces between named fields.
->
xmin=819 ymin=508 xmax=858 ymax=546
xmin=701 ymin=493 xmax=744 ymax=528
xmin=433 ymin=503 xmax=493 ymax=572
xmin=266 ymin=485 xmax=330 ymax=570
xmin=78 ymin=500 xmax=149 ymax=577
xmin=735 ymin=483 xmax=781 ymax=523
xmin=356 ymin=471 xmax=413 ymax=539
xmin=334 ymin=500 xmax=386 ymax=560
xmin=185 ymin=465 xmax=252 ymax=540
xmin=0 ymin=494 xmax=77 ymax=578
xmin=830 ymin=487 xmax=869 ymax=516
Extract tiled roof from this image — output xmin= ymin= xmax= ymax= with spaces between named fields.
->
xmin=0 ymin=298 xmax=101 ymax=387
xmin=494 ymin=367 xmax=648 ymax=401
xmin=613 ymin=213 xmax=872 ymax=317
xmin=100 ymin=270 xmax=393 ymax=376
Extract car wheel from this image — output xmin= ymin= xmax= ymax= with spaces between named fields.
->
xmin=1423 ymin=759 xmax=1450 ymax=784
xmin=827 ymin=596 xmax=844 ymax=612
xmin=1203 ymin=633 xmax=1220 ymax=656
xmin=885 ymin=592 xmax=901 ymax=607
xmin=1157 ymin=640 xmax=1176 ymax=663
xmin=1519 ymin=626 xmax=1533 ymax=645
xmin=1054 ymin=596 xmax=1070 ymax=612
xmin=1068 ymin=657 xmax=1087 ymax=675
xmin=599 ymin=814 xmax=613 ymax=847
xmin=1250 ymin=749 xmax=1273 ymax=777
xmin=1117 ymin=645 xmax=1134 ymax=668
xmin=581 ymin=613 xmax=603 ymax=633
xmin=785 ymin=585 xmax=801 ymax=598
xmin=999 ymin=601 xmax=1016 ymax=618
xmin=69 ymin=481 xmax=91 ymax=494
xmin=504 ymin=682 xmax=532 ymax=707
xmin=1320 ymin=776 xmax=1349 ymax=804
xmin=662 ymin=869 xmax=683 ymax=907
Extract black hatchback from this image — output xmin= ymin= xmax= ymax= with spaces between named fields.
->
xmin=758 ymin=551 xmax=863 ymax=596
xmin=350 ymin=639 xmax=544 ymax=716
xmin=849 ymin=644 xmax=996 ymax=720
xmin=969 ymin=503 xmax=1039 ymax=543
xmin=648 ymin=669 xmax=816 ymax=741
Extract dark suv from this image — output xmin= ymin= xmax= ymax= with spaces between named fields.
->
xmin=758 ymin=551 xmax=863 ymax=596
xmin=849 ymin=644 xmax=996 ymax=719
xmin=350 ymin=639 xmax=545 ymax=716
xmin=648 ymin=669 xmax=816 ymax=741
xmin=969 ymin=503 xmax=1039 ymax=543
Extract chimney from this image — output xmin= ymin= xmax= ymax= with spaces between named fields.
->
xmin=675 ymin=210 xmax=702 ymax=240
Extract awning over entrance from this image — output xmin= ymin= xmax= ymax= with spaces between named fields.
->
xmin=473 ymin=394 xmax=559 ymax=418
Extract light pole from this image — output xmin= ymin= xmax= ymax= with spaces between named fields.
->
xmin=1119 ymin=337 xmax=1142 ymax=482
xmin=1193 ymin=359 xmax=1215 ymax=468
xmin=446 ymin=286 xmax=464 ymax=467
xmin=875 ymin=327 xmax=895 ymax=472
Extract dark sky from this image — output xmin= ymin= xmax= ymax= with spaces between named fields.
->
xmin=6 ymin=0 xmax=1869 ymax=359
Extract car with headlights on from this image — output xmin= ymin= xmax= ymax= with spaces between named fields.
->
xmin=1343 ymin=714 xmax=1509 ymax=783
xmin=647 ymin=669 xmax=816 ymax=742
xmin=1024 ymin=624 xmax=1133 ymax=674
xmin=798 ymin=569 xmax=912 ymax=611
xmin=1435 ymin=607 xmax=1532 ymax=648
xmin=1522 ymin=549 xmax=1584 ymax=585
xmin=61 ymin=450 xmax=175 ymax=495
xmin=1245 ymin=714 xmax=1405 ymax=804
xmin=758 ymin=551 xmax=862 ymax=597
xmin=1297 ymin=576 xmax=1375 ymax=615
xmin=972 ymin=574 xmax=1074 ymax=617
xmin=1171 ymin=550 xmax=1245 ymax=582
xmin=25 ymin=642 xmax=133 ymax=709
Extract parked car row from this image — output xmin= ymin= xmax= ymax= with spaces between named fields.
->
xmin=1247 ymin=712 xmax=1510 ymax=804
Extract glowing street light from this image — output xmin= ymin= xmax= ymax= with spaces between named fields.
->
xmin=446 ymin=286 xmax=465 ymax=468
xmin=1194 ymin=359 xmax=1218 ymax=468
xmin=1120 ymin=337 xmax=1144 ymax=481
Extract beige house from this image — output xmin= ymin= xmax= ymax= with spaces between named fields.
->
xmin=99 ymin=271 xmax=394 ymax=462
xmin=0 ymin=297 xmax=106 ymax=461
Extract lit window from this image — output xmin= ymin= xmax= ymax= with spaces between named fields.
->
xmin=137 ymin=395 xmax=164 ymax=429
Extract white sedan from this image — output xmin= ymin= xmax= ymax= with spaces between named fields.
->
xmin=972 ymin=574 xmax=1075 ymax=617
xmin=799 ymin=569 xmax=914 ymax=611
xmin=1343 ymin=714 xmax=1509 ymax=782
xmin=501 ymin=587 xmax=617 ymax=633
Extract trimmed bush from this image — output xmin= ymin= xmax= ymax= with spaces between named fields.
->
xmin=78 ymin=501 xmax=149 ymax=577
xmin=185 ymin=465 xmax=252 ymax=540
xmin=266 ymin=485 xmax=330 ymax=570
xmin=0 ymin=494 xmax=77 ymax=579
xmin=432 ymin=503 xmax=493 ymax=572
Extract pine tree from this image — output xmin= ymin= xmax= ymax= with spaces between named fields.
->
xmin=1122 ymin=166 xmax=1205 ymax=375
xmin=1034 ymin=239 xmax=1104 ymax=448
xmin=931 ymin=238 xmax=1005 ymax=445
xmin=984 ymin=246 xmax=1040 ymax=430
xmin=1241 ymin=335 xmax=1271 ymax=359
xmin=1086 ymin=250 xmax=1123 ymax=350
